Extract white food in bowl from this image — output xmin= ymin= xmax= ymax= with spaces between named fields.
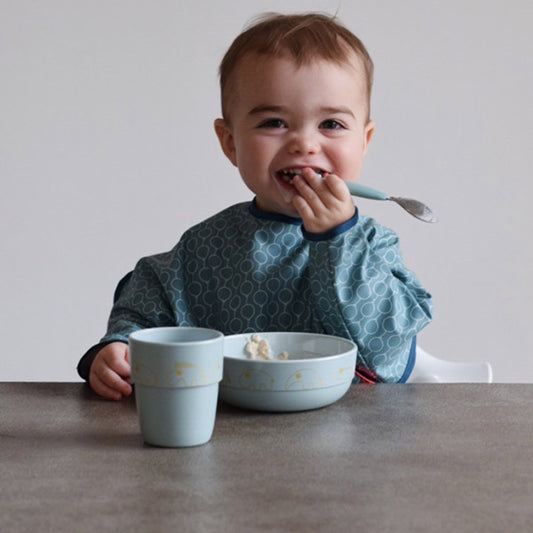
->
xmin=245 ymin=333 xmax=289 ymax=360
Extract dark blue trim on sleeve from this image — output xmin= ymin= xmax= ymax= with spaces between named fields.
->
xmin=248 ymin=198 xmax=359 ymax=240
xmin=77 ymin=340 xmax=128 ymax=382
xmin=398 ymin=337 xmax=417 ymax=383
xmin=248 ymin=198 xmax=302 ymax=225
xmin=302 ymin=209 xmax=359 ymax=242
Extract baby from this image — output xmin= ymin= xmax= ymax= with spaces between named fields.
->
xmin=78 ymin=12 xmax=432 ymax=399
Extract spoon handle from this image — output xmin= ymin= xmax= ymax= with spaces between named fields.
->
xmin=345 ymin=182 xmax=390 ymax=201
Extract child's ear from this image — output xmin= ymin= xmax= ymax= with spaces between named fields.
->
xmin=214 ymin=118 xmax=237 ymax=167
xmin=363 ymin=120 xmax=376 ymax=155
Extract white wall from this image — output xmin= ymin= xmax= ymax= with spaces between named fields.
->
xmin=1 ymin=0 xmax=531 ymax=382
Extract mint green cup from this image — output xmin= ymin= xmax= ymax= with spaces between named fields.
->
xmin=129 ymin=327 xmax=224 ymax=447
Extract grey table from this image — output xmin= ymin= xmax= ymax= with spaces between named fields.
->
xmin=1 ymin=383 xmax=532 ymax=532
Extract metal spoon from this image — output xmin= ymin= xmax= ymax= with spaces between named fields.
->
xmin=345 ymin=182 xmax=438 ymax=223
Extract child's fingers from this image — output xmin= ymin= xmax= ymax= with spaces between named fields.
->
xmin=105 ymin=353 xmax=131 ymax=380
xmin=296 ymin=168 xmax=348 ymax=206
xmin=300 ymin=167 xmax=324 ymax=188
xmin=291 ymin=192 xmax=316 ymax=221
xmin=292 ymin=170 xmax=329 ymax=214
xmin=322 ymin=172 xmax=350 ymax=199
xmin=93 ymin=359 xmax=132 ymax=395
xmin=102 ymin=343 xmax=131 ymax=379
xmin=292 ymin=175 xmax=322 ymax=210
xmin=90 ymin=344 xmax=133 ymax=400
xmin=291 ymin=168 xmax=355 ymax=233
xmin=90 ymin=372 xmax=124 ymax=401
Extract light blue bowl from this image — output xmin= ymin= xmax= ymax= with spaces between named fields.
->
xmin=220 ymin=332 xmax=357 ymax=412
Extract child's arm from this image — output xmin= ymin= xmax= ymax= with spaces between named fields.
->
xmin=80 ymin=253 xmax=178 ymax=399
xmin=291 ymin=167 xmax=431 ymax=381
xmin=307 ymin=214 xmax=433 ymax=382
xmin=88 ymin=342 xmax=132 ymax=401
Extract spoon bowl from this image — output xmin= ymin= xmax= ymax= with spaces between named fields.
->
xmin=388 ymin=197 xmax=438 ymax=223
xmin=345 ymin=182 xmax=438 ymax=223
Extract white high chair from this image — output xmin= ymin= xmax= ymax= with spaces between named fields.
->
xmin=407 ymin=346 xmax=493 ymax=383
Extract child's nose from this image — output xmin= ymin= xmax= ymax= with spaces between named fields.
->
xmin=287 ymin=130 xmax=320 ymax=155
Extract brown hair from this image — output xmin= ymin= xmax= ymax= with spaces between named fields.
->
xmin=218 ymin=12 xmax=374 ymax=120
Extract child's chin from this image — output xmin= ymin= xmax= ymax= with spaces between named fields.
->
xmin=276 ymin=199 xmax=301 ymax=219
xmin=273 ymin=176 xmax=296 ymax=204
xmin=256 ymin=197 xmax=299 ymax=219
xmin=278 ymin=205 xmax=300 ymax=219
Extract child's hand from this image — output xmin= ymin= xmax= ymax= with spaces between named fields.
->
xmin=89 ymin=342 xmax=132 ymax=401
xmin=291 ymin=168 xmax=355 ymax=234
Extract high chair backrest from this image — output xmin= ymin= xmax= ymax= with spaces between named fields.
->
xmin=407 ymin=346 xmax=493 ymax=383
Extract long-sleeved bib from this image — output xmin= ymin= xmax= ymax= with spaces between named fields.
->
xmin=100 ymin=201 xmax=432 ymax=382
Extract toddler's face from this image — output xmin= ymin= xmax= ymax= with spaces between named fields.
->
xmin=215 ymin=53 xmax=375 ymax=217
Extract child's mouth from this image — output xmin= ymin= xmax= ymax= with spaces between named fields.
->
xmin=276 ymin=168 xmax=326 ymax=185
xmin=274 ymin=167 xmax=328 ymax=203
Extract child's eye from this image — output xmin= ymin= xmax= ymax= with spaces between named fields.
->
xmin=257 ymin=118 xmax=286 ymax=129
xmin=320 ymin=119 xmax=345 ymax=130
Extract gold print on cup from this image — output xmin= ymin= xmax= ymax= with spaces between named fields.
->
xmin=165 ymin=363 xmax=207 ymax=387
xmin=132 ymin=363 xmax=158 ymax=386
